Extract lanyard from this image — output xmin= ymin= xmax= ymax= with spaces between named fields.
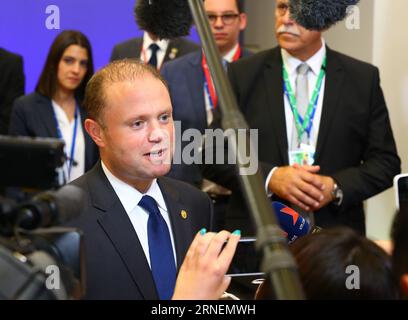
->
xmin=283 ymin=56 xmax=326 ymax=145
xmin=202 ymin=45 xmax=241 ymax=109
xmin=52 ymin=104 xmax=79 ymax=181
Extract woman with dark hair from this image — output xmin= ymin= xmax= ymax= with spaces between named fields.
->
xmin=256 ymin=227 xmax=399 ymax=300
xmin=9 ymin=30 xmax=98 ymax=183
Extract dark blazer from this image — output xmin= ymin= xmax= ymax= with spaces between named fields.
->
xmin=110 ymin=37 xmax=200 ymax=64
xmin=0 ymin=48 xmax=25 ymax=134
xmin=204 ymin=46 xmax=401 ymax=235
xmin=66 ymin=162 xmax=213 ymax=299
xmin=161 ymin=48 xmax=253 ymax=186
xmin=9 ymin=92 xmax=99 ymax=172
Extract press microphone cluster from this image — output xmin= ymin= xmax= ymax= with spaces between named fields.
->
xmin=135 ymin=0 xmax=193 ymax=39
xmin=136 ymin=0 xmax=361 ymax=40
xmin=136 ymin=0 xmax=341 ymax=299
xmin=272 ymin=201 xmax=322 ymax=244
xmin=289 ymin=0 xmax=360 ymax=31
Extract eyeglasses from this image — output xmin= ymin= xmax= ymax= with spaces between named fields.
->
xmin=276 ymin=2 xmax=289 ymax=16
xmin=207 ymin=13 xmax=240 ymax=25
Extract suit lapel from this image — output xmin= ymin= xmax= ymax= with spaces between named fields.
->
xmin=164 ymin=39 xmax=180 ymax=63
xmin=241 ymin=48 xmax=253 ymax=59
xmin=157 ymin=177 xmax=192 ymax=268
xmin=187 ymin=53 xmax=207 ymax=131
xmin=36 ymin=95 xmax=58 ymax=138
xmin=314 ymin=47 xmax=345 ymax=162
xmin=264 ymin=49 xmax=289 ymax=164
xmin=89 ymin=163 xmax=158 ymax=299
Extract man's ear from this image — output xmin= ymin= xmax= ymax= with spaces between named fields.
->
xmin=401 ymin=274 xmax=408 ymax=297
xmin=84 ymin=118 xmax=105 ymax=148
xmin=239 ymin=13 xmax=247 ymax=31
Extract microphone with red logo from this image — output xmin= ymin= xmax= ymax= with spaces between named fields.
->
xmin=272 ymin=201 xmax=312 ymax=243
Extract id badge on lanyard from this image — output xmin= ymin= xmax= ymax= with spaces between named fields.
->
xmin=289 ymin=143 xmax=315 ymax=166
xmin=284 ymin=56 xmax=326 ymax=166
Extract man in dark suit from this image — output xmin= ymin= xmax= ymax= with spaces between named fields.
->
xmin=110 ymin=1 xmax=199 ymax=68
xmin=204 ymin=0 xmax=400 ymax=235
xmin=0 ymin=48 xmax=24 ymax=134
xmin=110 ymin=32 xmax=199 ymax=68
xmin=66 ymin=60 xmax=212 ymax=299
xmin=161 ymin=0 xmax=251 ymax=230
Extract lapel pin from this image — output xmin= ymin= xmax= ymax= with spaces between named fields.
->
xmin=180 ymin=210 xmax=188 ymax=219
xmin=169 ymin=48 xmax=178 ymax=60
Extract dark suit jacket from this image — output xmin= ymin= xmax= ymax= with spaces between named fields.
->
xmin=110 ymin=37 xmax=200 ymax=65
xmin=66 ymin=162 xmax=213 ymax=299
xmin=9 ymin=92 xmax=99 ymax=172
xmin=0 ymin=48 xmax=25 ymax=134
xmin=204 ymin=46 xmax=401 ymax=235
xmin=161 ymin=48 xmax=252 ymax=186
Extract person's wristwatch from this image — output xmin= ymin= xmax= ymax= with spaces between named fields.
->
xmin=331 ymin=183 xmax=343 ymax=206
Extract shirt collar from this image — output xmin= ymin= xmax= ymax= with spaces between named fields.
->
xmin=281 ymin=38 xmax=326 ymax=76
xmin=51 ymin=100 xmax=79 ymax=125
xmin=223 ymin=43 xmax=240 ymax=63
xmin=143 ymin=32 xmax=169 ymax=53
xmin=101 ymin=161 xmax=167 ymax=214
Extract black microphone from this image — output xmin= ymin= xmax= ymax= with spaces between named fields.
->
xmin=15 ymin=185 xmax=85 ymax=230
xmin=289 ymin=0 xmax=360 ymax=31
xmin=135 ymin=0 xmax=193 ymax=39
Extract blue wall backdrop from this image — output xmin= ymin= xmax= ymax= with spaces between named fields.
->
xmin=0 ymin=0 xmax=200 ymax=93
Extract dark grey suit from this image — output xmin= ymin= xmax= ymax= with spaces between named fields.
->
xmin=0 ymin=48 xmax=25 ymax=134
xmin=161 ymin=48 xmax=252 ymax=187
xmin=204 ymin=46 xmax=401 ymax=235
xmin=65 ymin=162 xmax=213 ymax=299
xmin=110 ymin=37 xmax=200 ymax=65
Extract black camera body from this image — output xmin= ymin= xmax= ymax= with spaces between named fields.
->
xmin=0 ymin=227 xmax=85 ymax=300
xmin=0 ymin=135 xmax=85 ymax=300
xmin=0 ymin=135 xmax=65 ymax=189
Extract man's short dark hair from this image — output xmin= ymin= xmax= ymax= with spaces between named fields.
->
xmin=203 ymin=0 xmax=245 ymax=13
xmin=236 ymin=0 xmax=244 ymax=13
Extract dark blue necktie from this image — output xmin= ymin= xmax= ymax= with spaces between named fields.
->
xmin=148 ymin=43 xmax=160 ymax=68
xmin=222 ymin=58 xmax=228 ymax=71
xmin=138 ymin=195 xmax=176 ymax=300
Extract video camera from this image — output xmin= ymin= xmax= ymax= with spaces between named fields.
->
xmin=0 ymin=135 xmax=86 ymax=300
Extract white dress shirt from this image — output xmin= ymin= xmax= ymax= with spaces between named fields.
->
xmin=101 ymin=161 xmax=177 ymax=268
xmin=266 ymin=39 xmax=327 ymax=192
xmin=140 ymin=32 xmax=170 ymax=70
xmin=52 ymin=100 xmax=85 ymax=182
xmin=223 ymin=43 xmax=240 ymax=63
